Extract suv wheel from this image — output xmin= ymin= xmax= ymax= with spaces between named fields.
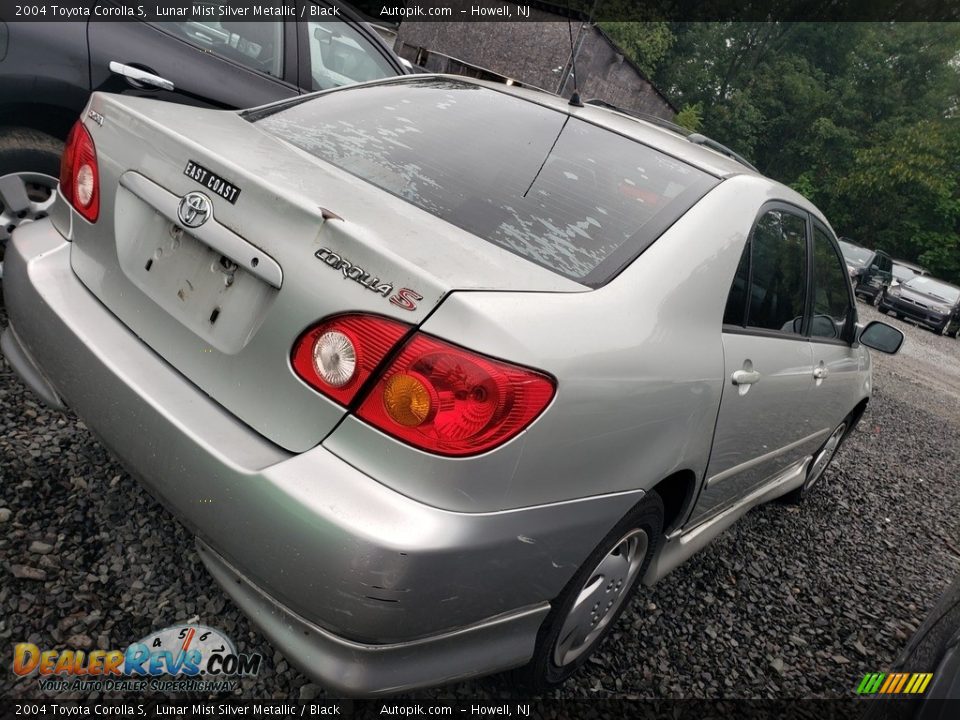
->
xmin=0 ymin=128 xmax=63 ymax=280
xmin=519 ymin=493 xmax=663 ymax=690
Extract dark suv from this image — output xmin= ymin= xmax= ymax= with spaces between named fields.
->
xmin=0 ymin=3 xmax=407 ymax=276
xmin=837 ymin=238 xmax=893 ymax=306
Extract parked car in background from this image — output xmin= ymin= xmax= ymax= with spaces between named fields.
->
xmin=892 ymin=260 xmax=930 ymax=286
xmin=880 ymin=276 xmax=960 ymax=336
xmin=1 ymin=76 xmax=904 ymax=694
xmin=838 ymin=238 xmax=894 ymax=306
xmin=0 ymin=2 xmax=408 ymax=278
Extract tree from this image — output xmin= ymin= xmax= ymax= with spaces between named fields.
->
xmin=646 ymin=22 xmax=960 ymax=282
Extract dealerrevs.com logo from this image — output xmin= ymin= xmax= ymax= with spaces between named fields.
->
xmin=13 ymin=625 xmax=261 ymax=693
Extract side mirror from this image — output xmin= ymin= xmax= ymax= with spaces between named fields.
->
xmin=858 ymin=321 xmax=904 ymax=354
xmin=313 ymin=26 xmax=333 ymax=45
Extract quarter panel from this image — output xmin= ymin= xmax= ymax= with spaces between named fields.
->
xmin=324 ymin=177 xmax=780 ymax=512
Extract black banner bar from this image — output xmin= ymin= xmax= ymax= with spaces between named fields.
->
xmin=0 ymin=699 xmax=942 ymax=720
xmin=0 ymin=0 xmax=958 ymax=22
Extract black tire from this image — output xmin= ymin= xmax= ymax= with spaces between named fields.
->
xmin=0 ymin=127 xmax=64 ymax=178
xmin=782 ymin=417 xmax=851 ymax=504
xmin=517 ymin=493 xmax=663 ymax=691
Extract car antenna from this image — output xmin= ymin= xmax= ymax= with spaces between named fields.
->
xmin=566 ymin=5 xmax=583 ymax=107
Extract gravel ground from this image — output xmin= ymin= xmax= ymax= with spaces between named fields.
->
xmin=1 ymin=297 xmax=958 ymax=702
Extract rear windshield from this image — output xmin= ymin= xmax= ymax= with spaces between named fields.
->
xmin=250 ymin=78 xmax=718 ymax=286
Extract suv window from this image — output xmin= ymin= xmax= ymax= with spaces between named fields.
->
xmin=156 ymin=21 xmax=283 ymax=77
xmin=810 ymin=225 xmax=853 ymax=340
xmin=307 ymin=11 xmax=397 ymax=90
xmin=737 ymin=209 xmax=807 ymax=334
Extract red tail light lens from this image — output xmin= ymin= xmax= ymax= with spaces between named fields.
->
xmin=291 ymin=314 xmax=411 ymax=405
xmin=357 ymin=334 xmax=556 ymax=457
xmin=59 ymin=121 xmax=100 ymax=223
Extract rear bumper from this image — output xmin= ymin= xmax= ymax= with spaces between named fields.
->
xmin=879 ymin=295 xmax=947 ymax=329
xmin=2 ymin=220 xmax=641 ymax=694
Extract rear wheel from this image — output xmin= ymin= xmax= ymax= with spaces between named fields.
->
xmin=783 ymin=419 xmax=848 ymax=504
xmin=0 ymin=128 xmax=63 ymax=280
xmin=518 ymin=493 xmax=663 ymax=690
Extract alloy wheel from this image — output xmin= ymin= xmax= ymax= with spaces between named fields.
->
xmin=0 ymin=172 xmax=58 ymax=279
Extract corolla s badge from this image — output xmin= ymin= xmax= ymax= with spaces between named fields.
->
xmin=315 ymin=247 xmax=423 ymax=311
xmin=177 ymin=192 xmax=212 ymax=229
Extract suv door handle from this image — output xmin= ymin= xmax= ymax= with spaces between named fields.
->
xmin=109 ymin=61 xmax=175 ymax=91
xmin=813 ymin=366 xmax=829 ymax=379
xmin=731 ymin=370 xmax=760 ymax=386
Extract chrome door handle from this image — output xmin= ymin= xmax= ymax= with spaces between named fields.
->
xmin=731 ymin=370 xmax=761 ymax=386
xmin=813 ymin=366 xmax=829 ymax=379
xmin=109 ymin=61 xmax=175 ymax=91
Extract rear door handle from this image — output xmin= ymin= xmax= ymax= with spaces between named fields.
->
xmin=109 ymin=61 xmax=175 ymax=91
xmin=731 ymin=370 xmax=761 ymax=386
xmin=813 ymin=366 xmax=829 ymax=379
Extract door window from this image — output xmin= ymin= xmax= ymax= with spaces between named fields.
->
xmin=724 ymin=209 xmax=807 ymax=335
xmin=723 ymin=242 xmax=750 ymax=326
xmin=810 ymin=226 xmax=854 ymax=340
xmin=155 ymin=20 xmax=284 ymax=77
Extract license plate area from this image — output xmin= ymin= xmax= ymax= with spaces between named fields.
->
xmin=115 ymin=185 xmax=277 ymax=354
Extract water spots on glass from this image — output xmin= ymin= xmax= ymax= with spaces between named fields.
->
xmin=255 ymin=78 xmax=712 ymax=283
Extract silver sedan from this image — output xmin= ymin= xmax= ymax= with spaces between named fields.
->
xmin=1 ymin=75 xmax=903 ymax=695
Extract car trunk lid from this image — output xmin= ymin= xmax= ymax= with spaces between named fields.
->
xmin=67 ymin=93 xmax=585 ymax=452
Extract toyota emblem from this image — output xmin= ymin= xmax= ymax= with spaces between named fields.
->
xmin=177 ymin=192 xmax=212 ymax=228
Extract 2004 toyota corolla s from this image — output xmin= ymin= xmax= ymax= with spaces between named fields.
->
xmin=1 ymin=76 xmax=903 ymax=695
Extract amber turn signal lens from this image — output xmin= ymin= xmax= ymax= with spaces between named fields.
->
xmin=382 ymin=373 xmax=433 ymax=427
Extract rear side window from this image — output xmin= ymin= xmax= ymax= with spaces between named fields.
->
xmin=251 ymin=78 xmax=718 ymax=286
xmin=743 ymin=210 xmax=808 ymax=334
xmin=810 ymin=226 xmax=853 ymax=340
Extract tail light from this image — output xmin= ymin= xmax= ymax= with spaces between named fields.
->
xmin=357 ymin=334 xmax=555 ymax=457
xmin=294 ymin=313 xmax=556 ymax=456
xmin=292 ymin=314 xmax=411 ymax=406
xmin=59 ymin=120 xmax=100 ymax=222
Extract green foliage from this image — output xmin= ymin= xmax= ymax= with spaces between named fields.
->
xmin=598 ymin=21 xmax=674 ymax=77
xmin=674 ymin=102 xmax=703 ymax=131
xmin=648 ymin=22 xmax=960 ymax=283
